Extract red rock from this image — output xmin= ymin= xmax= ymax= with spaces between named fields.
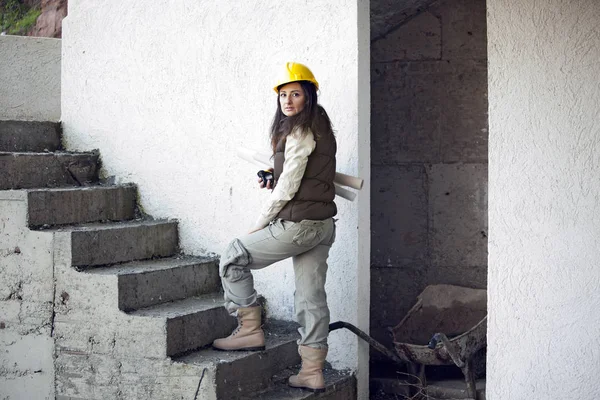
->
xmin=29 ymin=0 xmax=67 ymax=38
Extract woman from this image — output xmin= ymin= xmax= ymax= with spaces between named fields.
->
xmin=213 ymin=62 xmax=337 ymax=393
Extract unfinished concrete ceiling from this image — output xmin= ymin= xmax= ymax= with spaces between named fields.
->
xmin=371 ymin=0 xmax=439 ymax=40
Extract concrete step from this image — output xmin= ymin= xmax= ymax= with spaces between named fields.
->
xmin=44 ymin=219 xmax=178 ymax=267
xmin=87 ymin=255 xmax=221 ymax=311
xmin=128 ymin=293 xmax=236 ymax=356
xmin=176 ymin=320 xmax=302 ymax=399
xmin=27 ymin=184 xmax=137 ymax=227
xmin=0 ymin=151 xmax=99 ymax=189
xmin=243 ymin=368 xmax=357 ymax=400
xmin=0 ymin=120 xmax=61 ymax=152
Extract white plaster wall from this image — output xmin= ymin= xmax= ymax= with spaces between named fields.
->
xmin=0 ymin=36 xmax=61 ymax=121
xmin=0 ymin=192 xmax=55 ymax=400
xmin=61 ymin=1 xmax=370 ymax=397
xmin=487 ymin=1 xmax=600 ymax=399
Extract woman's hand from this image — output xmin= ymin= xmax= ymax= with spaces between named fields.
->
xmin=258 ymin=177 xmax=273 ymax=190
xmin=248 ymin=222 xmax=268 ymax=235
xmin=257 ymin=169 xmax=274 ymax=189
xmin=248 ymin=217 xmax=269 ymax=235
xmin=248 ymin=226 xmax=261 ymax=234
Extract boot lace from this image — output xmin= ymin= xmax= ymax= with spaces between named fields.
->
xmin=232 ymin=321 xmax=243 ymax=336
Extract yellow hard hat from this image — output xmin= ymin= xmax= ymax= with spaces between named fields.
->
xmin=273 ymin=62 xmax=319 ymax=93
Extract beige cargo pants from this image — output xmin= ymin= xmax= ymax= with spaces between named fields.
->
xmin=219 ymin=218 xmax=336 ymax=348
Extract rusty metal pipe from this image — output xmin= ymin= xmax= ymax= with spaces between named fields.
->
xmin=329 ymin=321 xmax=404 ymax=365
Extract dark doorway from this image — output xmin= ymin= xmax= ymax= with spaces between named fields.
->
xmin=369 ymin=0 xmax=488 ymax=397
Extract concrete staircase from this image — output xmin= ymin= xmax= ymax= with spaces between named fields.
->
xmin=0 ymin=120 xmax=356 ymax=399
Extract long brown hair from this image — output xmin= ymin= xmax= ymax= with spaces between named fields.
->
xmin=269 ymin=81 xmax=334 ymax=154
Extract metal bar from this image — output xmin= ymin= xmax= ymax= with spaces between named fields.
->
xmin=329 ymin=321 xmax=404 ymax=365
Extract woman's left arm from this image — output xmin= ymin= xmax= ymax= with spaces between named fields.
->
xmin=249 ymin=128 xmax=316 ymax=233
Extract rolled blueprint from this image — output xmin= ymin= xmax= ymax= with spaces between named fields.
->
xmin=237 ymin=147 xmax=361 ymax=201
xmin=334 ymin=183 xmax=357 ymax=202
xmin=242 ymin=148 xmax=364 ymax=190
xmin=334 ymin=171 xmax=364 ymax=190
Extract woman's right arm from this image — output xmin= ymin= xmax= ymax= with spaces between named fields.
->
xmin=248 ymin=129 xmax=316 ymax=232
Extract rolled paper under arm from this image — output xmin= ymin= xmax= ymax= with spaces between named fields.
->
xmin=236 ymin=147 xmax=360 ymax=202
xmin=237 ymin=148 xmax=271 ymax=169
xmin=249 ymin=150 xmax=364 ymax=190
xmin=334 ymin=171 xmax=364 ymax=190
xmin=333 ymin=183 xmax=357 ymax=202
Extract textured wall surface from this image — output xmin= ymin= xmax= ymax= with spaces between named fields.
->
xmin=0 ymin=36 xmax=61 ymax=121
xmin=0 ymin=192 xmax=55 ymax=399
xmin=487 ymin=1 xmax=600 ymax=399
xmin=370 ymin=0 xmax=488 ymax=357
xmin=61 ymin=1 xmax=370 ymax=396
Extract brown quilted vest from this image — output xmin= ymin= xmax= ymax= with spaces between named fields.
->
xmin=273 ymin=128 xmax=337 ymax=222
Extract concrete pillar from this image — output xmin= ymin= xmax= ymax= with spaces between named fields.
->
xmin=487 ymin=1 xmax=600 ymax=398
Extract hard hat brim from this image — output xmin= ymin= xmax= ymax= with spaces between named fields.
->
xmin=273 ymin=79 xmax=319 ymax=93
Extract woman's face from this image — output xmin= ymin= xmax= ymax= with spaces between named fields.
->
xmin=279 ymin=82 xmax=306 ymax=117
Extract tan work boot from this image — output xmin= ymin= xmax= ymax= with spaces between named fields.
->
xmin=288 ymin=345 xmax=327 ymax=392
xmin=212 ymin=306 xmax=265 ymax=351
